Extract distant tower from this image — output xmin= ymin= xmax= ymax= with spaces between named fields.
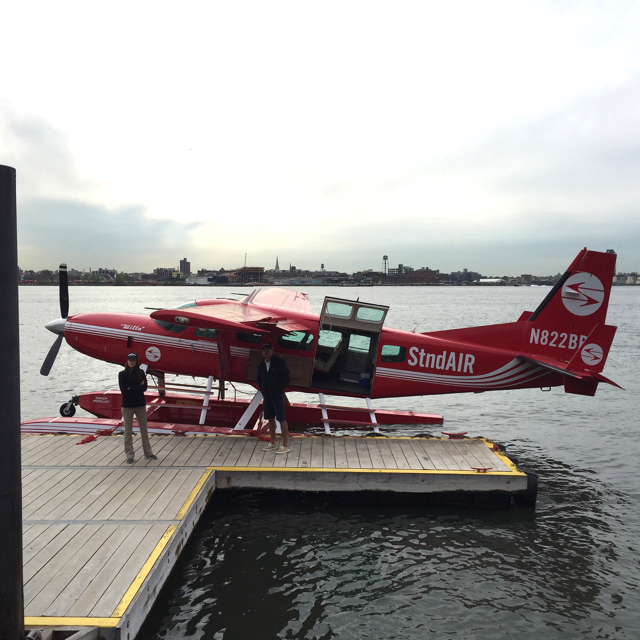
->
xmin=383 ymin=255 xmax=388 ymax=275
xmin=275 ymin=256 xmax=280 ymax=273
xmin=179 ymin=258 xmax=191 ymax=276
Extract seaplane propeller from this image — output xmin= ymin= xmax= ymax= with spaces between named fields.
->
xmin=40 ymin=263 xmax=69 ymax=376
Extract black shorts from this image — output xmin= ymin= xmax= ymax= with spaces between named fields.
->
xmin=263 ymin=394 xmax=286 ymax=422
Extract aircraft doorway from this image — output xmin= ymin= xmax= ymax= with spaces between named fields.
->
xmin=311 ymin=297 xmax=388 ymax=395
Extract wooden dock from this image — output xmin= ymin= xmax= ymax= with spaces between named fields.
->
xmin=22 ymin=433 xmax=527 ymax=638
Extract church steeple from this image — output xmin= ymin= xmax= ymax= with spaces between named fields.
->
xmin=275 ymin=256 xmax=280 ymax=273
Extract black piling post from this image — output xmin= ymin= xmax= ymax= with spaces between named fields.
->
xmin=0 ymin=165 xmax=25 ymax=639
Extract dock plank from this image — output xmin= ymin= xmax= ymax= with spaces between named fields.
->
xmin=221 ymin=437 xmax=250 ymax=467
xmin=416 ymin=440 xmax=447 ymax=470
xmin=173 ymin=436 xmax=208 ymax=466
xmin=23 ymin=524 xmax=86 ymax=584
xmin=232 ymin=438 xmax=256 ymax=467
xmin=399 ymin=440 xmax=425 ymax=469
xmin=407 ymin=439 xmax=436 ymax=470
xmin=386 ymin=440 xmax=411 ymax=469
xmin=62 ymin=469 xmax=127 ymax=521
xmin=22 ymin=436 xmax=72 ymax=465
xmin=27 ymin=523 xmax=109 ymax=613
xmin=354 ymin=439 xmax=373 ymax=469
xmin=26 ymin=469 xmax=102 ymax=520
xmin=365 ymin=439 xmax=385 ymax=469
xmin=284 ymin=438 xmax=302 ymax=468
xmin=296 ymin=437 xmax=312 ymax=468
xmin=211 ymin=437 xmax=237 ymax=467
xmin=344 ymin=438 xmax=361 ymax=469
xmin=438 ymin=439 xmax=472 ymax=470
xmin=158 ymin=468 xmax=207 ymax=520
xmin=322 ymin=438 xmax=336 ymax=469
xmin=310 ymin=437 xmax=324 ymax=468
xmin=88 ymin=523 xmax=162 ymax=617
xmin=44 ymin=523 xmax=131 ymax=617
xmin=179 ymin=435 xmax=219 ymax=466
xmin=22 ymin=468 xmax=76 ymax=509
xmin=23 ymin=524 xmax=68 ymax=567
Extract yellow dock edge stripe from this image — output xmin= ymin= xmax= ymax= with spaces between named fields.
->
xmin=480 ymin=438 xmax=521 ymax=472
xmin=111 ymin=523 xmax=178 ymax=617
xmin=175 ymin=467 xmax=214 ymax=520
xmin=25 ymin=617 xmax=119 ymax=628
xmin=213 ymin=466 xmax=526 ymax=476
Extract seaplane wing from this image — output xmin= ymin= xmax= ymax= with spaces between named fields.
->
xmin=245 ymin=287 xmax=312 ymax=313
xmin=150 ymin=288 xmax=314 ymax=334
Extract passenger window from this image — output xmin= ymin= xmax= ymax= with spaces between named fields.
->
xmin=325 ymin=302 xmax=353 ymax=318
xmin=277 ymin=331 xmax=315 ymax=351
xmin=356 ymin=307 xmax=385 ymax=322
xmin=236 ymin=332 xmax=263 ymax=344
xmin=194 ymin=328 xmax=218 ymax=340
xmin=381 ymin=345 xmax=406 ymax=362
xmin=348 ymin=334 xmax=371 ymax=353
xmin=317 ymin=330 xmax=343 ymax=348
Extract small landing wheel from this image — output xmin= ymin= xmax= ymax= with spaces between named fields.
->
xmin=60 ymin=402 xmax=76 ymax=417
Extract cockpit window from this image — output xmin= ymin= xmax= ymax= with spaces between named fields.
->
xmin=277 ymin=331 xmax=315 ymax=351
xmin=236 ymin=332 xmax=263 ymax=344
xmin=195 ymin=328 xmax=218 ymax=340
xmin=175 ymin=301 xmax=197 ymax=309
xmin=153 ymin=319 xmax=188 ymax=333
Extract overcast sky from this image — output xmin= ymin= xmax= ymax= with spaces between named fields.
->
xmin=2 ymin=1 xmax=639 ymax=276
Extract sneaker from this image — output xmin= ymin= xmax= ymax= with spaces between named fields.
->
xmin=145 ymin=454 xmax=157 ymax=460
xmin=275 ymin=446 xmax=290 ymax=454
xmin=263 ymin=443 xmax=278 ymax=451
xmin=126 ymin=458 xmax=135 ymax=464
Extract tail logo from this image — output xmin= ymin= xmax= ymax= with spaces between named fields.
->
xmin=561 ymin=273 xmax=604 ymax=316
xmin=581 ymin=343 xmax=604 ymax=366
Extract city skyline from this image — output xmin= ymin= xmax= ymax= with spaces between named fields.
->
xmin=3 ymin=2 xmax=640 ymax=275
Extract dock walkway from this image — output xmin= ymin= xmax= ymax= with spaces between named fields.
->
xmin=22 ymin=433 xmax=526 ymax=638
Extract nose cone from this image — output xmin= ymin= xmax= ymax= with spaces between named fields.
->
xmin=45 ymin=317 xmax=66 ymax=335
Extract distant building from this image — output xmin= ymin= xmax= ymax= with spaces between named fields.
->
xmin=179 ymin=258 xmax=191 ymax=276
xmin=154 ymin=267 xmax=175 ymax=279
xmin=232 ymin=266 xmax=265 ymax=284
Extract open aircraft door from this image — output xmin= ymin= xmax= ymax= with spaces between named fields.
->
xmin=312 ymin=296 xmax=389 ymax=395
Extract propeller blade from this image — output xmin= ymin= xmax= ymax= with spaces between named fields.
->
xmin=59 ymin=263 xmax=69 ymax=318
xmin=40 ymin=334 xmax=64 ymax=376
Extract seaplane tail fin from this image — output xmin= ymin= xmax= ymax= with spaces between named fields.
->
xmin=527 ymin=248 xmax=616 ymax=329
xmin=520 ymin=248 xmax=619 ymax=395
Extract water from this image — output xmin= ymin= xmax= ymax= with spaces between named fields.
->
xmin=19 ymin=285 xmax=640 ymax=639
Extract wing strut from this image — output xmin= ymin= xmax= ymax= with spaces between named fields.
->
xmin=233 ymin=391 xmax=264 ymax=430
xmin=199 ymin=376 xmax=214 ymax=425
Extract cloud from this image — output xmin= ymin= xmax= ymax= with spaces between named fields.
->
xmin=18 ymin=198 xmax=201 ymax=271
xmin=1 ymin=104 xmax=201 ymax=271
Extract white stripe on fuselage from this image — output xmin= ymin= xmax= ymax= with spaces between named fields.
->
xmin=66 ymin=322 xmax=219 ymax=354
xmin=375 ymin=358 xmax=549 ymax=389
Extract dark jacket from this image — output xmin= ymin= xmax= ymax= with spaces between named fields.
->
xmin=119 ymin=368 xmax=148 ymax=408
xmin=257 ymin=356 xmax=290 ymax=400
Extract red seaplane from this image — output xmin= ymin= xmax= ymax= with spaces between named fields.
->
xmin=23 ymin=248 xmax=620 ymax=438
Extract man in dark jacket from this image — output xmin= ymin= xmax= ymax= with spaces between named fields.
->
xmin=256 ymin=343 xmax=291 ymax=453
